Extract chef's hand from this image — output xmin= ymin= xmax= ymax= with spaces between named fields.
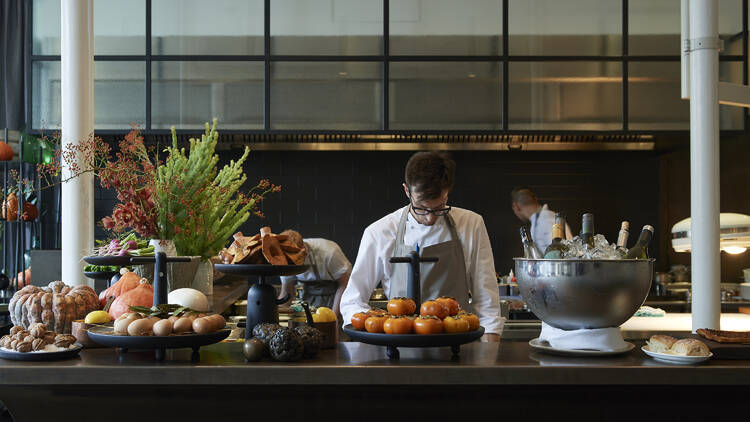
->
xmin=481 ymin=333 xmax=500 ymax=342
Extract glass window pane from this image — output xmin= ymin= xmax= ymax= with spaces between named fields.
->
xmin=151 ymin=0 xmax=264 ymax=55
xmin=152 ymin=61 xmax=264 ymax=129
xmin=628 ymin=61 xmax=743 ymax=130
xmin=94 ymin=0 xmax=145 ymax=55
xmin=271 ymin=0 xmax=382 ymax=55
xmin=32 ymin=61 xmax=61 ymax=130
xmin=94 ymin=62 xmax=146 ymax=129
xmin=33 ymin=0 xmax=61 ymax=55
xmin=630 ymin=0 xmax=742 ymax=56
xmin=389 ymin=62 xmax=501 ymax=129
xmin=509 ymin=61 xmax=622 ymax=130
xmin=390 ymin=0 xmax=502 ymax=56
xmin=509 ymin=0 xmax=621 ymax=56
xmin=270 ymin=62 xmax=381 ymax=129
xmin=628 ymin=61 xmax=686 ymax=129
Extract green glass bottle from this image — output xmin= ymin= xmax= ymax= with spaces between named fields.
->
xmin=543 ymin=223 xmax=568 ymax=259
xmin=624 ymin=225 xmax=654 ymax=259
xmin=580 ymin=213 xmax=595 ymax=248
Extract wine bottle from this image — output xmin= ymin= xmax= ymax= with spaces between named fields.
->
xmin=616 ymin=221 xmax=630 ymax=255
xmin=624 ymin=225 xmax=654 ymax=259
xmin=543 ymin=223 xmax=568 ymax=259
xmin=580 ymin=213 xmax=595 ymax=248
xmin=520 ymin=226 xmax=543 ymax=259
xmin=555 ymin=212 xmax=569 ymax=240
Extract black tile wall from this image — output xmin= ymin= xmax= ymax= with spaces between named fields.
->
xmin=94 ymin=149 xmax=661 ymax=274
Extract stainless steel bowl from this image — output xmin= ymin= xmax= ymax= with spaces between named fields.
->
xmin=513 ymin=258 xmax=655 ymax=330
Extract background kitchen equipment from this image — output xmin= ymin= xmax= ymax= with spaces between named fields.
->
xmin=514 ymin=258 xmax=654 ymax=330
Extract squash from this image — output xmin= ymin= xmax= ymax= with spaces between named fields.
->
xmin=167 ymin=288 xmax=209 ymax=312
xmin=98 ymin=270 xmax=141 ymax=308
xmin=0 ymin=141 xmax=13 ymax=161
xmin=108 ymin=278 xmax=154 ymax=319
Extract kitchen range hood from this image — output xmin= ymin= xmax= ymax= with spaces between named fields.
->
xmin=197 ymin=133 xmax=656 ymax=151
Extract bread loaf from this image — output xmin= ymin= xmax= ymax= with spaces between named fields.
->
xmin=670 ymin=338 xmax=711 ymax=357
xmin=646 ymin=335 xmax=677 ymax=353
xmin=8 ymin=281 xmax=99 ymax=334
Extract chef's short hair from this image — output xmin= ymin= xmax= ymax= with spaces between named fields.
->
xmin=511 ymin=187 xmax=538 ymax=206
xmin=405 ymin=152 xmax=455 ymax=199
xmin=280 ymin=229 xmax=304 ymax=248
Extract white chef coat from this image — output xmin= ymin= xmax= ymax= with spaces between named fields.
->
xmin=280 ymin=238 xmax=352 ymax=284
xmin=340 ymin=207 xmax=504 ymax=335
xmin=530 ymin=204 xmax=556 ymax=254
xmin=529 ymin=204 xmax=573 ymax=253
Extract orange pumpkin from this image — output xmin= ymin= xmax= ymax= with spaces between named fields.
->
xmin=108 ymin=278 xmax=154 ymax=319
xmin=0 ymin=142 xmax=13 ymax=161
xmin=98 ymin=270 xmax=141 ymax=307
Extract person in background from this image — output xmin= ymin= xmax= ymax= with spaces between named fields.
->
xmin=277 ymin=230 xmax=352 ymax=318
xmin=340 ymin=152 xmax=503 ymax=341
xmin=511 ymin=187 xmax=572 ymax=253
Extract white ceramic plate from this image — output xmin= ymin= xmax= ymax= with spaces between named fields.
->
xmin=529 ymin=338 xmax=635 ymax=357
xmin=641 ymin=346 xmax=713 ymax=365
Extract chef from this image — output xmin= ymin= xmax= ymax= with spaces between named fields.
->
xmin=340 ymin=152 xmax=503 ymax=341
xmin=277 ymin=230 xmax=352 ymax=318
xmin=511 ymin=186 xmax=572 ymax=253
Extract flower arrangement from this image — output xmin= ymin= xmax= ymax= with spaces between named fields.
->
xmin=31 ymin=119 xmax=279 ymax=258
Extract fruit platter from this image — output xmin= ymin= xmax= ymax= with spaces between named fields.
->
xmin=343 ymin=251 xmax=485 ymax=359
xmin=343 ymin=296 xmax=485 ymax=359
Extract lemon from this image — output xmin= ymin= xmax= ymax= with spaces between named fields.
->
xmin=314 ymin=307 xmax=337 ymax=322
xmin=85 ymin=310 xmax=111 ymax=324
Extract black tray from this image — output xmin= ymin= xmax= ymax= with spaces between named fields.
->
xmin=214 ymin=264 xmax=308 ymax=277
xmin=0 ymin=344 xmax=83 ymax=361
xmin=343 ymin=324 xmax=485 ymax=359
xmin=83 ymin=255 xmax=134 ymax=267
xmin=84 ymin=271 xmax=119 ymax=280
xmin=87 ymin=326 xmax=231 ymax=361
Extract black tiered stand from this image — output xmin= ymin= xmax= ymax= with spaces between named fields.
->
xmin=213 ymin=264 xmax=307 ymax=338
xmin=85 ymin=253 xmax=231 ymax=362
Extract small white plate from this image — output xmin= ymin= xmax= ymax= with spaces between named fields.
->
xmin=529 ymin=338 xmax=635 ymax=357
xmin=641 ymin=346 xmax=713 ymax=365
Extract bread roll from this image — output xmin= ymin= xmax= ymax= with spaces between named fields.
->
xmin=670 ymin=338 xmax=711 ymax=356
xmin=646 ymin=334 xmax=678 ymax=353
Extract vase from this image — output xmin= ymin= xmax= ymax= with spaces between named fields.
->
xmin=192 ymin=259 xmax=214 ymax=295
xmin=148 ymin=239 xmax=177 ymax=256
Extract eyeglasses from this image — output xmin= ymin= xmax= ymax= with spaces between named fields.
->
xmin=408 ymin=188 xmax=451 ymax=216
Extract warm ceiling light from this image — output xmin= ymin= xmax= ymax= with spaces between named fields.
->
xmin=338 ymin=71 xmax=348 ymax=76
xmin=722 ymin=246 xmax=747 ymax=254
xmin=467 ymin=73 xmax=477 ymax=78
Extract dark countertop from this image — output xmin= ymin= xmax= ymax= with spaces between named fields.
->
xmin=0 ymin=341 xmax=748 ymax=386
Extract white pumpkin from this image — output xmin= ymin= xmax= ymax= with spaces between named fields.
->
xmin=168 ymin=288 xmax=209 ymax=312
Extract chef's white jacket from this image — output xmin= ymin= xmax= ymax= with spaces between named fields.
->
xmin=530 ymin=204 xmax=557 ymax=254
xmin=340 ymin=207 xmax=504 ymax=335
xmin=280 ymin=238 xmax=352 ymax=284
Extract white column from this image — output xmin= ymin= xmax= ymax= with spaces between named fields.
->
xmin=61 ymin=0 xmax=95 ymax=287
xmin=689 ymin=0 xmax=721 ymax=331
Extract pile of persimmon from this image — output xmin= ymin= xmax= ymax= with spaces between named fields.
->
xmin=350 ymin=296 xmax=480 ymax=335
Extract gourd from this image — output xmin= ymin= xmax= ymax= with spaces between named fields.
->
xmin=167 ymin=288 xmax=209 ymax=312
xmin=98 ymin=270 xmax=141 ymax=308
xmin=108 ymin=278 xmax=154 ymax=319
xmin=0 ymin=141 xmax=13 ymax=161
xmin=8 ymin=281 xmax=99 ymax=334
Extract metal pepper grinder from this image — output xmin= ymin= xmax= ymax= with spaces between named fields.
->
xmin=388 ymin=247 xmax=438 ymax=305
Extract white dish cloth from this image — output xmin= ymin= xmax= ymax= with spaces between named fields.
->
xmin=539 ymin=322 xmax=628 ymax=352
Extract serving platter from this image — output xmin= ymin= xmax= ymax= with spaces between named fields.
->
xmin=529 ymin=338 xmax=635 ymax=357
xmin=83 ymin=255 xmax=134 ymax=267
xmin=343 ymin=324 xmax=485 ymax=359
xmin=87 ymin=325 xmax=231 ymax=361
xmin=0 ymin=344 xmax=83 ymax=361
xmin=641 ymin=346 xmax=713 ymax=365
xmin=213 ymin=264 xmax=308 ymax=277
